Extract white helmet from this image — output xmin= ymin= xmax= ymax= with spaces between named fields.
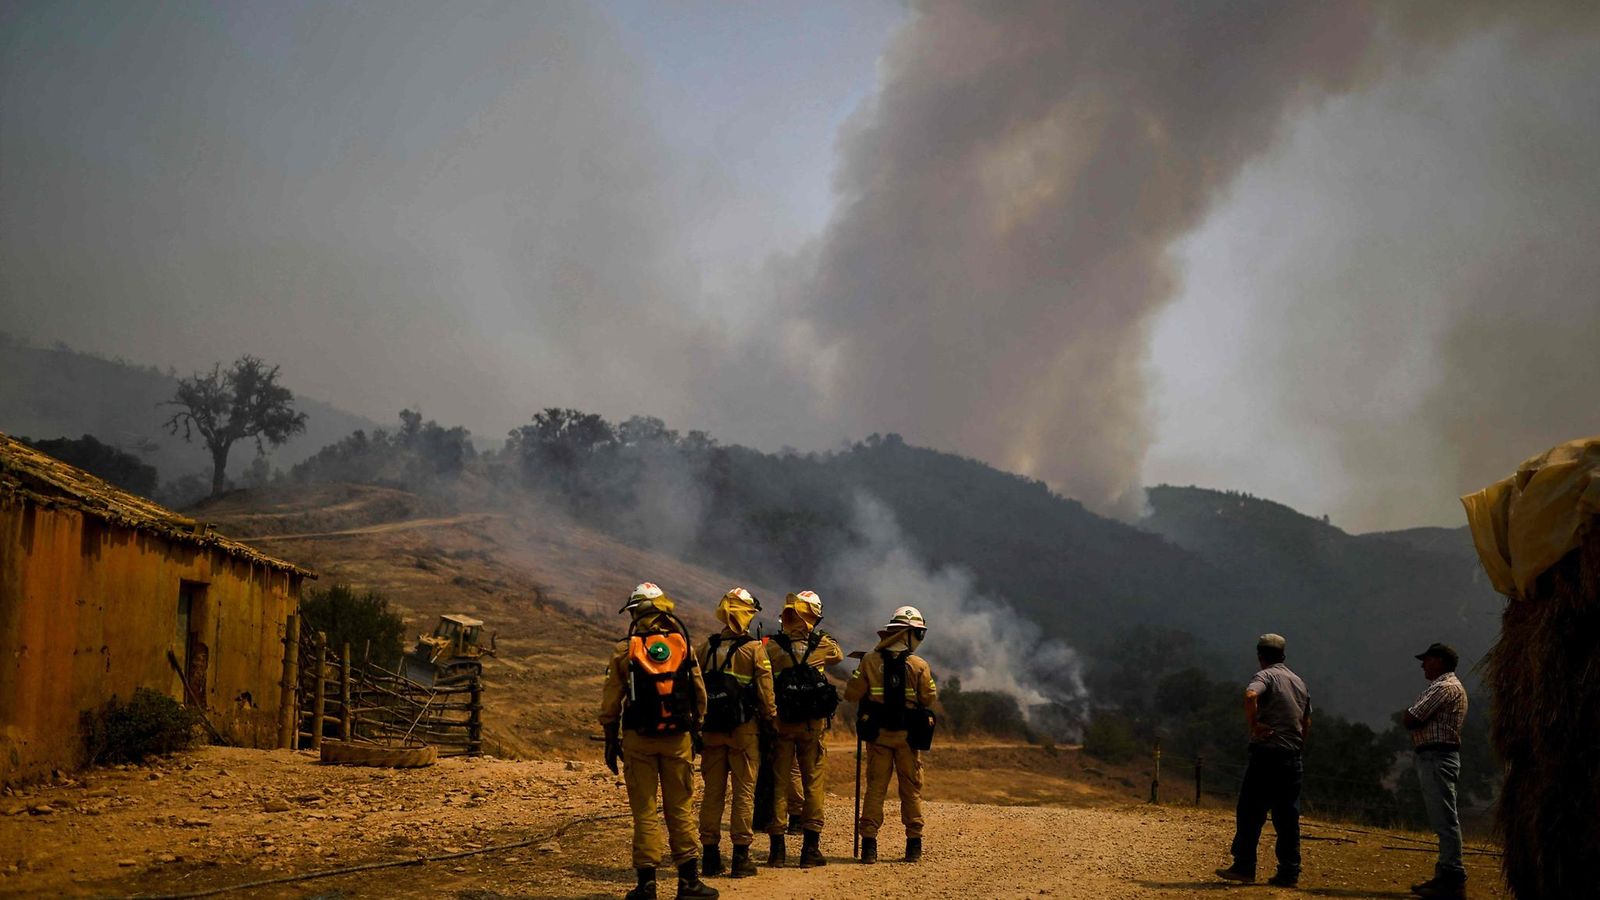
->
xmin=619 ymin=581 xmax=668 ymax=614
xmin=884 ymin=605 xmax=926 ymax=630
xmin=786 ymin=590 xmax=823 ymax=619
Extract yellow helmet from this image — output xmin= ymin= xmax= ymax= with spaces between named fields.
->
xmin=716 ymin=586 xmax=761 ymax=633
xmin=782 ymin=590 xmax=824 ymax=630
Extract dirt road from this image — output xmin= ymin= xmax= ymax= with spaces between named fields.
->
xmin=0 ymin=747 xmax=1504 ymax=899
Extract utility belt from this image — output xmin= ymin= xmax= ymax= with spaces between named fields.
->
xmin=1414 ymin=742 xmax=1461 ymax=754
xmin=1247 ymin=742 xmax=1303 ymax=759
xmin=858 ymin=701 xmax=936 ymax=750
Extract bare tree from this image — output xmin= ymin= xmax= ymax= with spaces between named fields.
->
xmin=164 ymin=356 xmax=307 ymax=497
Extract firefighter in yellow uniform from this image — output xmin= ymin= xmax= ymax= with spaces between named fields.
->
xmin=600 ymin=582 xmax=718 ymax=900
xmin=696 ymin=587 xmax=777 ymax=879
xmin=844 ymin=605 xmax=937 ymax=865
xmin=765 ymin=590 xmax=844 ymax=867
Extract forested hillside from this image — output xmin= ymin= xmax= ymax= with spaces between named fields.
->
xmin=286 ymin=409 xmax=1499 ymax=727
xmin=1139 ymin=486 xmax=1501 ymax=722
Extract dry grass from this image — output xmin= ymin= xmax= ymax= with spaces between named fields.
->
xmin=201 ymin=483 xmax=774 ymax=754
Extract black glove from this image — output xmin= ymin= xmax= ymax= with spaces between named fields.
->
xmin=603 ymin=723 xmax=622 ymax=776
xmin=691 ymin=732 xmax=705 ymax=757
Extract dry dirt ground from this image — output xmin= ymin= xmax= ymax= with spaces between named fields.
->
xmin=0 ymin=744 xmax=1505 ymax=900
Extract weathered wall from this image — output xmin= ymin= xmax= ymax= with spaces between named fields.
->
xmin=0 ymin=496 xmax=300 ymax=784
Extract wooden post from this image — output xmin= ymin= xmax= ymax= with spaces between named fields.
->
xmin=1195 ymin=755 xmax=1203 ymax=806
xmin=278 ymin=613 xmax=300 ymax=749
xmin=467 ymin=677 xmax=483 ymax=757
xmin=1149 ymin=739 xmax=1161 ymax=804
xmin=340 ymin=642 xmax=353 ymax=742
xmin=312 ymin=631 xmax=328 ymax=752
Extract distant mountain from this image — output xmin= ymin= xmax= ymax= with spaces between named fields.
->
xmin=759 ymin=449 xmax=1501 ymax=726
xmin=0 ymin=338 xmax=378 ymax=488
xmin=1139 ymin=486 xmax=1501 ymax=724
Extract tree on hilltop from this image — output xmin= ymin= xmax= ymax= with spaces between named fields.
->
xmin=163 ymin=355 xmax=307 ymax=497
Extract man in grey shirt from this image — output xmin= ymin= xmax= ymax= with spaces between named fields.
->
xmin=1217 ymin=633 xmax=1311 ymax=887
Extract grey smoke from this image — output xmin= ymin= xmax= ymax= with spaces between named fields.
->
xmin=797 ymin=0 xmax=1600 ymax=519
xmin=827 ymin=493 xmax=1086 ymax=713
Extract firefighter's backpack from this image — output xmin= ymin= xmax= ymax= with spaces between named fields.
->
xmin=701 ymin=634 xmax=755 ymax=734
xmin=621 ymin=625 xmax=696 ymax=736
xmin=773 ymin=631 xmax=839 ymax=724
xmin=856 ymin=648 xmax=934 ymax=748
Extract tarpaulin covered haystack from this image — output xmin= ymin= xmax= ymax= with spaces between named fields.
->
xmin=1462 ymin=436 xmax=1600 ymax=898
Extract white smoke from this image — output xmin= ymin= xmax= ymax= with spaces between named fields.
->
xmin=828 ymin=492 xmax=1086 ymax=714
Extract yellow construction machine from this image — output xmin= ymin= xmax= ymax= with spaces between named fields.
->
xmin=402 ymin=614 xmax=495 ymax=685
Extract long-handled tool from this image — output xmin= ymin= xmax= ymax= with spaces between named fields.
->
xmin=853 ymin=729 xmax=863 ymax=858
xmin=165 ymin=649 xmax=230 ymax=745
xmin=846 ymin=647 xmax=867 ymax=858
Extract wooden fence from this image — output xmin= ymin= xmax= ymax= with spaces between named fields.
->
xmin=293 ymin=630 xmax=482 ymax=757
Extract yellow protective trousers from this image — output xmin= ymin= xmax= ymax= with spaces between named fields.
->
xmin=768 ymin=719 xmax=828 ymax=834
xmin=858 ymin=729 xmax=923 ymax=839
xmin=699 ymin=721 xmax=761 ymax=846
xmin=623 ymin=731 xmax=699 ymax=868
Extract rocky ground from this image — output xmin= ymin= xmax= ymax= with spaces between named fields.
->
xmin=0 ymin=745 xmax=1505 ymax=899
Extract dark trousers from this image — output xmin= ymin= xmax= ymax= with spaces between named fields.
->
xmin=1230 ymin=745 xmax=1303 ymax=877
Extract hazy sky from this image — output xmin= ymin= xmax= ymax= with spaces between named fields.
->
xmin=3 ymin=1 xmax=1596 ymax=531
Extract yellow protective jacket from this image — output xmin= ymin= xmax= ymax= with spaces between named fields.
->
xmin=767 ymin=628 xmax=844 ymax=682
xmin=696 ymin=629 xmax=779 ymax=723
xmin=598 ymin=618 xmax=708 ymax=730
xmin=844 ymin=648 xmax=937 ymax=712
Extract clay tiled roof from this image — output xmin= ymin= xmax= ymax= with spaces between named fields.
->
xmin=0 ymin=432 xmax=313 ymax=577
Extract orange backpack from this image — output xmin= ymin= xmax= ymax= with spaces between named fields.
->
xmin=622 ymin=627 xmax=696 ymax=735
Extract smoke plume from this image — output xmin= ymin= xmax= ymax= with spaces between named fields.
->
xmin=827 ymin=493 xmax=1085 ymax=716
xmin=797 ymin=0 xmax=1598 ymax=517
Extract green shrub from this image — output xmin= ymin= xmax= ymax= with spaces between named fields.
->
xmin=1083 ymin=710 xmax=1140 ymax=763
xmin=940 ymin=676 xmax=1032 ymax=740
xmin=299 ymin=584 xmax=407 ymax=667
xmin=83 ymin=688 xmax=199 ymax=764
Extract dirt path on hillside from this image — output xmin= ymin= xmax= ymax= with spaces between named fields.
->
xmin=244 ymin=513 xmax=506 ymax=542
xmin=0 ymin=748 xmax=1506 ymax=899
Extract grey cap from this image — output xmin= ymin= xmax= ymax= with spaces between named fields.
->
xmin=1257 ymin=633 xmax=1287 ymax=651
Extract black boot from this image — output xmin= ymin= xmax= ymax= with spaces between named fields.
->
xmin=904 ymin=837 xmax=922 ymax=863
xmin=766 ymin=834 xmax=786 ymax=867
xmin=799 ymin=830 xmax=827 ymax=868
xmin=859 ymin=836 xmax=878 ymax=865
xmin=729 ymin=844 xmax=758 ymax=878
xmin=786 ymin=814 xmax=804 ymax=835
xmin=675 ymin=860 xmax=718 ymax=899
xmin=624 ymin=867 xmax=656 ymax=900
xmin=701 ymin=845 xmax=723 ymax=878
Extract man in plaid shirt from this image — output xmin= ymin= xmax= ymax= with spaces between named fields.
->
xmin=1403 ymin=643 xmax=1469 ymax=900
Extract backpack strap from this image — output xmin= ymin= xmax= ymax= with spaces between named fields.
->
xmin=719 ymin=635 xmax=750 ymax=672
xmin=777 ymin=634 xmax=804 ymax=668
xmin=797 ymin=630 xmax=822 ymax=665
